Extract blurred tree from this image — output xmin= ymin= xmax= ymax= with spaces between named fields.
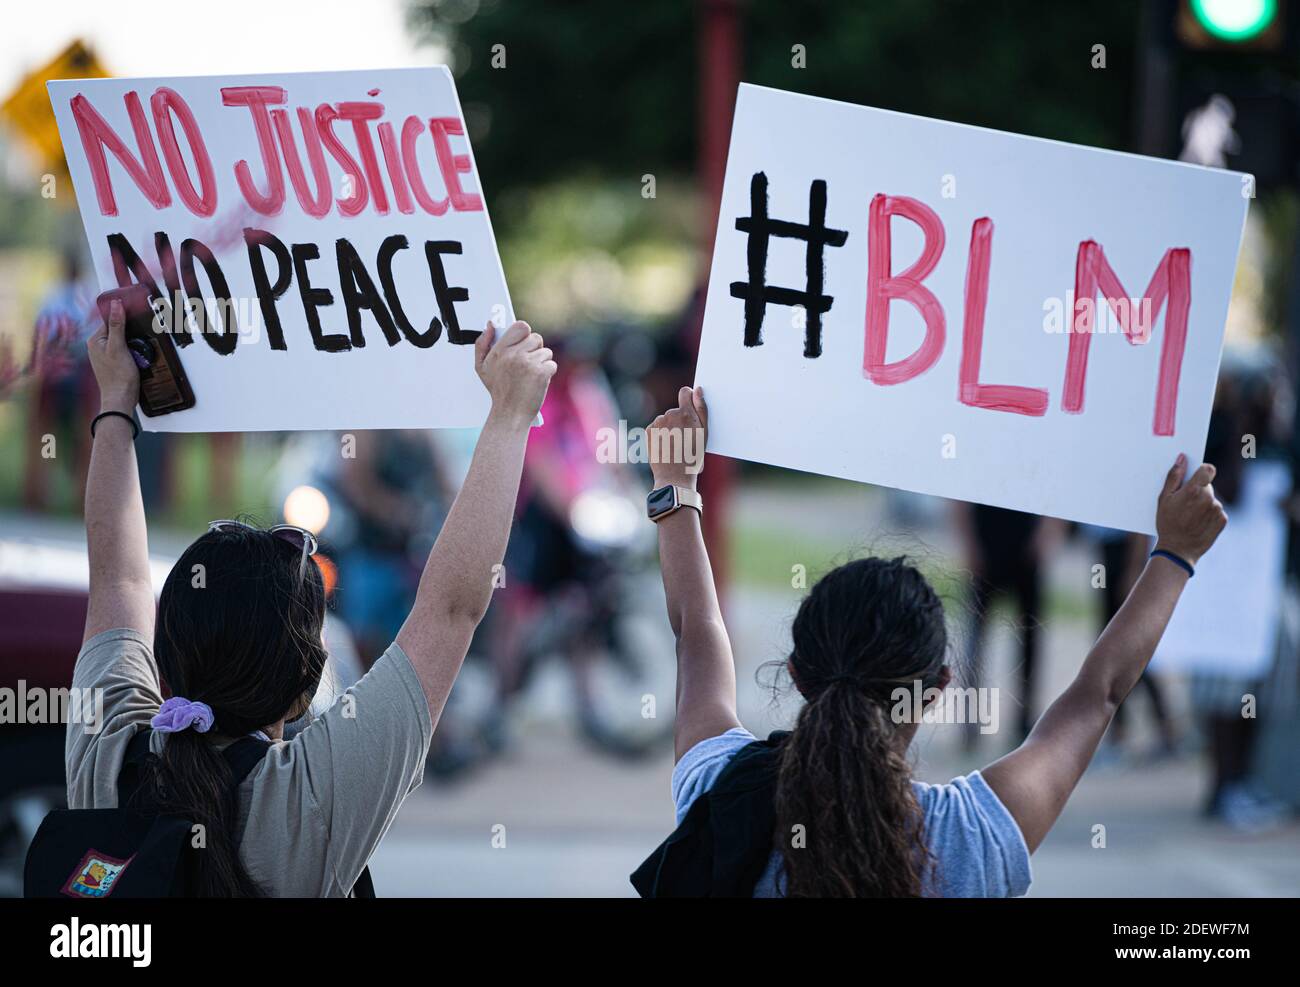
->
xmin=0 ymin=135 xmax=65 ymax=251
xmin=409 ymin=0 xmax=1142 ymax=202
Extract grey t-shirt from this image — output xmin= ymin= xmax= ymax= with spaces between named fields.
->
xmin=672 ymin=727 xmax=1032 ymax=897
xmin=65 ymin=628 xmax=432 ymax=897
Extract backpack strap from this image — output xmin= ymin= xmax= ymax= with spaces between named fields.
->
xmin=220 ymin=736 xmax=272 ymax=785
xmin=116 ymin=727 xmax=377 ymax=897
xmin=630 ymin=730 xmax=790 ymax=897
xmin=117 ymin=729 xmax=270 ymax=808
xmin=351 ymin=867 xmax=376 ymax=899
xmin=213 ymin=734 xmax=376 ymax=898
xmin=116 ymin=727 xmax=159 ymax=807
xmin=214 ymin=736 xmax=271 ymax=859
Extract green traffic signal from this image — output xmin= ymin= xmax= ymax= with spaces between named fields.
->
xmin=1190 ymin=0 xmax=1279 ymax=41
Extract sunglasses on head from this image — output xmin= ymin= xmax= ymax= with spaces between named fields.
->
xmin=208 ymin=520 xmax=318 ymax=578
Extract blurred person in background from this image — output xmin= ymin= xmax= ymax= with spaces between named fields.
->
xmin=473 ymin=331 xmax=676 ymax=760
xmin=22 ymin=247 xmax=95 ymax=511
xmin=332 ymin=430 xmax=456 ymax=665
xmin=1194 ymin=369 xmax=1291 ymax=833
xmin=21 ymin=247 xmax=175 ymax=513
xmin=952 ymin=502 xmax=1063 ymax=746
xmin=329 ymin=429 xmax=482 ymax=776
xmin=1088 ymin=526 xmax=1178 ymax=762
xmin=633 ymin=387 xmax=1226 ymax=897
xmin=494 ymin=338 xmax=633 ymax=698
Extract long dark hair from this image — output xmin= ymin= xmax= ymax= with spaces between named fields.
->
xmin=774 ymin=557 xmax=948 ymax=897
xmin=145 ymin=524 xmax=327 ymax=896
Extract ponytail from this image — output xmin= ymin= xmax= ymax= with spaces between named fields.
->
xmin=774 ymin=557 xmax=948 ymax=897
xmin=774 ymin=683 xmax=932 ymax=897
xmin=141 ymin=731 xmax=264 ymax=897
xmin=147 ymin=523 xmax=328 ymax=898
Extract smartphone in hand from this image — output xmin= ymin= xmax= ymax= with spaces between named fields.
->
xmin=95 ymin=286 xmax=195 ymax=416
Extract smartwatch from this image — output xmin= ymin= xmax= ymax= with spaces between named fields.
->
xmin=647 ymin=484 xmax=703 ymax=522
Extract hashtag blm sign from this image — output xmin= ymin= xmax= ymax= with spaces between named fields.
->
xmin=697 ymin=83 xmax=1248 ymax=535
xmin=729 ymin=172 xmax=849 ymax=359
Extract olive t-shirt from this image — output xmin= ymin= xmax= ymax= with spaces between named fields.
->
xmin=65 ymin=627 xmax=432 ymax=897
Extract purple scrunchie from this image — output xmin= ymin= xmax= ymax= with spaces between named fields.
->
xmin=151 ymin=696 xmax=215 ymax=734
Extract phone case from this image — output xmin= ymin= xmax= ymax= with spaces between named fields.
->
xmin=95 ymin=287 xmax=196 ymax=416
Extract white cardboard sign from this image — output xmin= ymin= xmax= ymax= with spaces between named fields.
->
xmin=49 ymin=67 xmax=510 ymax=432
xmin=1153 ymin=460 xmax=1290 ymax=678
xmin=695 ymin=84 xmax=1251 ymax=533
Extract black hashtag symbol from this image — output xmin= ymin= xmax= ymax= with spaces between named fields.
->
xmin=729 ymin=172 xmax=849 ymax=358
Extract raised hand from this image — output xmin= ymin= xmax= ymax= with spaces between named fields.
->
xmin=87 ymin=298 xmax=140 ymax=415
xmin=647 ymin=385 xmax=708 ymax=489
xmin=1154 ymin=453 xmax=1228 ymax=566
xmin=474 ymin=320 xmax=556 ymax=428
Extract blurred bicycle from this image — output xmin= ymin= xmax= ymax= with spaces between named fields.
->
xmin=480 ymin=483 xmax=676 ymax=759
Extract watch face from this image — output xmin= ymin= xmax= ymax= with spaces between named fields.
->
xmin=647 ymin=485 xmax=678 ymax=518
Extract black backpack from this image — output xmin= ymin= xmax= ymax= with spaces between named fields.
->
xmin=630 ymin=731 xmax=788 ymax=897
xmin=24 ymin=728 xmax=375 ymax=898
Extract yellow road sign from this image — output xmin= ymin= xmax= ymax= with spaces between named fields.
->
xmin=1 ymin=40 xmax=108 ymax=175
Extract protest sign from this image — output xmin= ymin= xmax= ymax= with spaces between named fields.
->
xmin=49 ymin=67 xmax=510 ymax=432
xmin=695 ymin=84 xmax=1251 ymax=533
xmin=1153 ymin=459 xmax=1290 ymax=679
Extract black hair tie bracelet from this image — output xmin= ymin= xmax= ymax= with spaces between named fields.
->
xmin=90 ymin=410 xmax=140 ymax=440
xmin=1150 ymin=547 xmax=1194 ymax=578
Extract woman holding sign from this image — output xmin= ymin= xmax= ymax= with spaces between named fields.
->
xmin=48 ymin=303 xmax=554 ymax=897
xmin=631 ymin=387 xmax=1226 ymax=897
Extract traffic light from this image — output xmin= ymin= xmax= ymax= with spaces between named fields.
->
xmin=1178 ymin=0 xmax=1285 ymax=50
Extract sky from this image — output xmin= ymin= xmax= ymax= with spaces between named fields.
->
xmin=0 ymin=0 xmax=447 ymax=95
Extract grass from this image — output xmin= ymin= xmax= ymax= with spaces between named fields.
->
xmin=0 ymin=388 xmax=280 ymax=533
xmin=729 ymin=516 xmax=1098 ymax=625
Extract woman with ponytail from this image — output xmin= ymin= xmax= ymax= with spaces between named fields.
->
xmin=68 ymin=299 xmax=555 ymax=896
xmin=632 ymin=387 xmax=1227 ymax=897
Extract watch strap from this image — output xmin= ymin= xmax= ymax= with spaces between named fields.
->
xmin=674 ymin=486 xmax=702 ymax=513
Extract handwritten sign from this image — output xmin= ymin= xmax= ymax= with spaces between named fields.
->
xmin=695 ymin=84 xmax=1251 ymax=533
xmin=49 ymin=67 xmax=510 ymax=432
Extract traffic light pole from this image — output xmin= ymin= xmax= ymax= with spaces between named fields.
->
xmin=693 ymin=0 xmax=742 ymax=605
xmin=1135 ymin=0 xmax=1178 ymax=157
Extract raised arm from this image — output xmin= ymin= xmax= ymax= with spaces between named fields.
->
xmin=83 ymin=299 xmax=154 ymax=643
xmin=982 ymin=454 xmax=1226 ymax=851
xmin=395 ymin=321 xmax=554 ymax=726
xmin=647 ymin=387 xmax=742 ymax=760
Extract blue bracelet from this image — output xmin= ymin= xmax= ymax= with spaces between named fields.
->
xmin=1150 ymin=548 xmax=1194 ymax=578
